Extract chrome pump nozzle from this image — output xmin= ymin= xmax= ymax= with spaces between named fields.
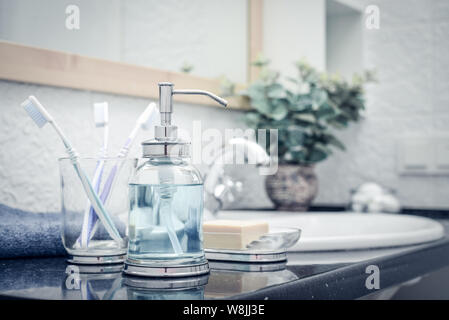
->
xmin=156 ymin=82 xmax=228 ymax=141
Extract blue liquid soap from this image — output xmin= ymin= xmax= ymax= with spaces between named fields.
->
xmin=127 ymin=183 xmax=204 ymax=266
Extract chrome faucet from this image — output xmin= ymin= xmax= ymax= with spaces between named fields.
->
xmin=203 ymin=138 xmax=271 ymax=218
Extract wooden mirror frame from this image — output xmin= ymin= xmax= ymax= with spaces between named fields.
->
xmin=0 ymin=0 xmax=263 ymax=110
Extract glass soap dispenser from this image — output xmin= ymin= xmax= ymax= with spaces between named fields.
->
xmin=124 ymin=82 xmax=227 ymax=277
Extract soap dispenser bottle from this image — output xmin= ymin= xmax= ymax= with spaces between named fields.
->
xmin=124 ymin=82 xmax=227 ymax=277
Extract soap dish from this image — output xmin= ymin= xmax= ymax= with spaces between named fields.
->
xmin=204 ymin=226 xmax=301 ymax=263
xmin=208 ymin=260 xmax=287 ymax=272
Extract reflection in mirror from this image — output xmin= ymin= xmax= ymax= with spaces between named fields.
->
xmin=0 ymin=0 xmax=248 ymax=83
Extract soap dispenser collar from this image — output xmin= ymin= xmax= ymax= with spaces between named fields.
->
xmin=142 ymin=82 xmax=228 ymax=158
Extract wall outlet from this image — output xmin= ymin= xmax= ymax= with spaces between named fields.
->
xmin=397 ymin=138 xmax=431 ymax=174
xmin=397 ymin=136 xmax=449 ymax=175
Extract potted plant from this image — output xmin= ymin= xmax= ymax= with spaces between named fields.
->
xmin=241 ymin=58 xmax=374 ymax=211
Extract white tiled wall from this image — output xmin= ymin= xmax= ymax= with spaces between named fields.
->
xmin=315 ymin=0 xmax=449 ymax=209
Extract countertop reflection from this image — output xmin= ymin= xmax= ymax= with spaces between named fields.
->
xmin=1 ymin=219 xmax=449 ymax=300
xmin=0 ymin=258 xmax=319 ymax=300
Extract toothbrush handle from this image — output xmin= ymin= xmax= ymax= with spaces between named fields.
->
xmin=161 ymin=200 xmax=183 ymax=254
xmin=79 ymin=123 xmax=109 ymax=246
xmin=78 ymin=159 xmax=104 ymax=247
xmin=73 ymin=160 xmax=122 ymax=243
xmin=51 ymin=121 xmax=122 ymax=244
xmin=86 ymin=137 xmax=134 ymax=240
xmin=86 ymin=161 xmax=120 ymax=241
xmin=77 ymin=158 xmax=106 ymax=247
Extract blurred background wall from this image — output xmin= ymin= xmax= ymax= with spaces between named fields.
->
xmin=315 ymin=0 xmax=449 ymax=209
xmin=0 ymin=0 xmax=448 ymax=212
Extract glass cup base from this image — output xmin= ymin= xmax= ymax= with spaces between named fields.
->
xmin=67 ymin=253 xmax=127 ymax=265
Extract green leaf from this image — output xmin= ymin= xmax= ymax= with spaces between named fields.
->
xmin=287 ymin=126 xmax=306 ymax=146
xmin=347 ymin=96 xmax=365 ymax=110
xmin=307 ymin=147 xmax=328 ymax=163
xmin=293 ymin=113 xmax=315 ymax=123
xmin=311 ymin=88 xmax=328 ymax=107
xmin=252 ymin=55 xmax=270 ymax=67
xmin=316 ymin=102 xmax=337 ymax=119
xmin=250 ymin=98 xmax=271 ymax=115
xmin=270 ymin=118 xmax=291 ymax=129
xmin=269 ymin=102 xmax=288 ymax=120
xmin=326 ymin=135 xmax=346 ymax=150
xmin=327 ymin=115 xmax=349 ymax=129
xmin=287 ymin=149 xmax=307 ymax=163
xmin=290 ymin=96 xmax=313 ymax=111
xmin=267 ymin=83 xmax=286 ymax=99
xmin=314 ymin=142 xmax=333 ymax=155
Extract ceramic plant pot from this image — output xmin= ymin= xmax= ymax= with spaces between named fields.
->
xmin=265 ymin=164 xmax=318 ymax=211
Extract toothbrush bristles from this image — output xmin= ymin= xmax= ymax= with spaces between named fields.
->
xmin=140 ymin=102 xmax=158 ymax=130
xmin=22 ymin=98 xmax=48 ymax=128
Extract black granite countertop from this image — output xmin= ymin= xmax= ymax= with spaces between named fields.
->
xmin=1 ymin=219 xmax=448 ymax=300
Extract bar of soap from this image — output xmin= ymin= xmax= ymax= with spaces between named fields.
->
xmin=203 ymin=220 xmax=269 ymax=250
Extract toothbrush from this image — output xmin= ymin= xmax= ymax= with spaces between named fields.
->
xmin=78 ymin=102 xmax=109 ymax=248
xmin=21 ymin=96 xmax=122 ymax=245
xmin=160 ymin=195 xmax=184 ymax=255
xmin=86 ymin=102 xmax=158 ymax=241
xmin=155 ymin=168 xmax=183 ymax=255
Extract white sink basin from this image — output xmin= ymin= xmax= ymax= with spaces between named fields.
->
xmin=216 ymin=211 xmax=445 ymax=251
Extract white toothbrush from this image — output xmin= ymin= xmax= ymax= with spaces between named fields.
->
xmin=86 ymin=102 xmax=158 ymax=241
xmin=78 ymin=102 xmax=109 ymax=248
xmin=21 ymin=96 xmax=122 ymax=246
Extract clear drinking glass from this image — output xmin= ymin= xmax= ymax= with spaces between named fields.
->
xmin=59 ymin=157 xmax=138 ymax=264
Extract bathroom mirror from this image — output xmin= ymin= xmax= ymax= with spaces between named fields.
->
xmin=0 ymin=0 xmax=249 ymax=83
xmin=0 ymin=0 xmax=262 ymax=109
